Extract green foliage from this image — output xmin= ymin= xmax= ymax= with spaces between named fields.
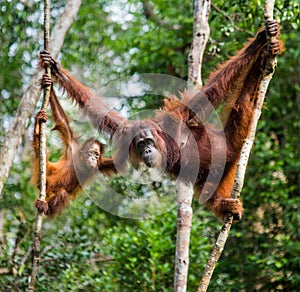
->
xmin=1 ymin=0 xmax=300 ymax=291
xmin=0 ymin=1 xmax=39 ymax=139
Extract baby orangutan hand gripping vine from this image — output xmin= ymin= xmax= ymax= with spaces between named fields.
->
xmin=39 ymin=20 xmax=283 ymax=221
xmin=32 ymin=75 xmax=117 ymax=218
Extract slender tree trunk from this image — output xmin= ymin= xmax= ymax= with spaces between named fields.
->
xmin=28 ymin=1 xmax=51 ymax=290
xmin=0 ymin=0 xmax=83 ymax=199
xmin=27 ymin=2 xmax=83 ymax=290
xmin=174 ymin=1 xmax=211 ymax=291
xmin=188 ymin=0 xmax=211 ymax=89
xmin=174 ymin=181 xmax=194 ymax=292
xmin=198 ymin=1 xmax=277 ymax=291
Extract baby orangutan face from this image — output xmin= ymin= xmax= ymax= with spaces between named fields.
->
xmin=82 ymin=141 xmax=102 ymax=170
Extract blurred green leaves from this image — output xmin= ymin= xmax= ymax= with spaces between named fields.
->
xmin=1 ymin=0 xmax=299 ymax=290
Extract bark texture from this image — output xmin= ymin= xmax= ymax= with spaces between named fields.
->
xmin=198 ymin=1 xmax=277 ymax=291
xmin=0 ymin=0 xmax=83 ymax=198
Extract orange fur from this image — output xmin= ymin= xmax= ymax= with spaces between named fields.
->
xmin=32 ymin=86 xmax=116 ymax=218
xmin=41 ymin=21 xmax=283 ymax=220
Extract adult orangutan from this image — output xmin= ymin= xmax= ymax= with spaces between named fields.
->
xmin=39 ymin=20 xmax=283 ymax=220
xmin=32 ymin=74 xmax=116 ymax=218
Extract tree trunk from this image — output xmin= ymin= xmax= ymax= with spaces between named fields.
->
xmin=198 ymin=1 xmax=277 ymax=291
xmin=0 ymin=0 xmax=83 ymax=198
xmin=174 ymin=181 xmax=194 ymax=292
xmin=188 ymin=0 xmax=211 ymax=89
xmin=174 ymin=1 xmax=211 ymax=291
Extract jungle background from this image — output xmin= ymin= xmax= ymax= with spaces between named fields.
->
xmin=0 ymin=0 xmax=299 ymax=291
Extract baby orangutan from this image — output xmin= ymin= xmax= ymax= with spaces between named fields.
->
xmin=32 ymin=74 xmax=116 ymax=218
xmin=39 ymin=20 xmax=283 ymax=220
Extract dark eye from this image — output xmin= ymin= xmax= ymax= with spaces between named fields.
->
xmin=89 ymin=151 xmax=100 ymax=158
xmin=137 ymin=141 xmax=145 ymax=147
xmin=145 ymin=139 xmax=154 ymax=146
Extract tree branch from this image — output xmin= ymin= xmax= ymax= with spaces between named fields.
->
xmin=26 ymin=1 xmax=82 ymax=291
xmin=174 ymin=1 xmax=211 ymax=291
xmin=188 ymin=0 xmax=211 ymax=89
xmin=28 ymin=1 xmax=51 ymax=290
xmin=198 ymin=1 xmax=277 ymax=291
xmin=0 ymin=0 xmax=83 ymax=198
xmin=174 ymin=181 xmax=194 ymax=292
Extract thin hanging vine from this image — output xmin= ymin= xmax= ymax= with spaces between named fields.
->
xmin=28 ymin=0 xmax=51 ymax=291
